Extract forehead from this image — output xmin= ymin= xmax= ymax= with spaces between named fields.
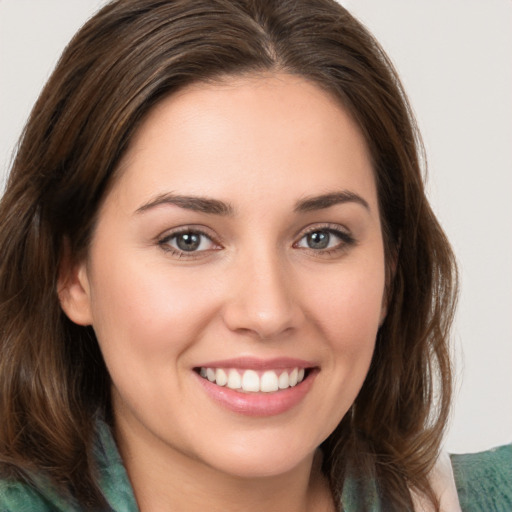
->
xmin=112 ymin=73 xmax=377 ymax=212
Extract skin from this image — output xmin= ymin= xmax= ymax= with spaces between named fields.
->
xmin=60 ymin=73 xmax=387 ymax=512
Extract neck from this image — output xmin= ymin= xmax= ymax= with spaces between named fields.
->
xmin=115 ymin=417 xmax=334 ymax=512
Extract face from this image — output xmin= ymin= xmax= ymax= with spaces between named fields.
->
xmin=61 ymin=74 xmax=386 ymax=480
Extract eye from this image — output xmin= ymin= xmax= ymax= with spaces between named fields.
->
xmin=294 ymin=226 xmax=355 ymax=252
xmin=159 ymin=229 xmax=218 ymax=255
xmin=302 ymin=230 xmax=333 ymax=250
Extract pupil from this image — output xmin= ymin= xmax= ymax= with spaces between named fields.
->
xmin=177 ymin=233 xmax=200 ymax=251
xmin=307 ymin=231 xmax=329 ymax=249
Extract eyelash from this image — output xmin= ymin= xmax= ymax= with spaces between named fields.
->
xmin=293 ymin=224 xmax=356 ymax=256
xmin=157 ymin=224 xmax=356 ymax=259
xmin=157 ymin=227 xmax=220 ymax=259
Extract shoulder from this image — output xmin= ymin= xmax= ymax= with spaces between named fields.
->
xmin=451 ymin=443 xmax=512 ymax=512
xmin=0 ymin=476 xmax=77 ymax=512
xmin=0 ymin=419 xmax=138 ymax=512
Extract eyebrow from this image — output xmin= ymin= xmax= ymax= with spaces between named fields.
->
xmin=136 ymin=193 xmax=234 ymax=216
xmin=136 ymin=190 xmax=369 ymax=216
xmin=294 ymin=191 xmax=370 ymax=212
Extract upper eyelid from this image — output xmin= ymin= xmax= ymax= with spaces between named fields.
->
xmin=157 ymin=225 xmax=219 ymax=243
xmin=294 ymin=222 xmax=351 ymax=239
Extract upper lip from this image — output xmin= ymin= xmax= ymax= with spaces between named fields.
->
xmin=195 ymin=357 xmax=316 ymax=370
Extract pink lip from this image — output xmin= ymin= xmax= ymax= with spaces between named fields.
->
xmin=195 ymin=356 xmax=315 ymax=371
xmin=193 ymin=359 xmax=319 ymax=417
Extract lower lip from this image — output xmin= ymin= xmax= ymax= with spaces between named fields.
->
xmin=195 ymin=370 xmax=317 ymax=417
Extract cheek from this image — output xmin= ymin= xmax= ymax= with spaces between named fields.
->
xmin=304 ymin=260 xmax=386 ymax=345
xmin=300 ymin=254 xmax=385 ymax=408
xmin=86 ymin=253 xmax=225 ymax=425
xmin=87 ymin=251 xmax=220 ymax=360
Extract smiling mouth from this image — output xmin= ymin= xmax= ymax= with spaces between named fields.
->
xmin=195 ymin=367 xmax=311 ymax=393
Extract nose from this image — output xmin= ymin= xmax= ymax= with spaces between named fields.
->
xmin=221 ymin=250 xmax=304 ymax=340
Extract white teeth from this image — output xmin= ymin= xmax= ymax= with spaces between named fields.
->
xmin=199 ymin=367 xmax=307 ymax=392
xmin=260 ymin=370 xmax=279 ymax=392
xmin=215 ymin=368 xmax=228 ymax=386
xmin=227 ymin=368 xmax=242 ymax=389
xmin=242 ymin=370 xmax=260 ymax=392
xmin=278 ymin=371 xmax=289 ymax=389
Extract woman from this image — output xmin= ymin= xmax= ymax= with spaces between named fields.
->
xmin=0 ymin=0 xmax=509 ymax=511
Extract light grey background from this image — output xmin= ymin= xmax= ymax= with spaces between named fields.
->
xmin=1 ymin=0 xmax=511 ymax=454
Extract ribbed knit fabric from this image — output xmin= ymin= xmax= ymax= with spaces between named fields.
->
xmin=451 ymin=444 xmax=512 ymax=512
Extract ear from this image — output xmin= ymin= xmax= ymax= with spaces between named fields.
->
xmin=57 ymin=240 xmax=93 ymax=326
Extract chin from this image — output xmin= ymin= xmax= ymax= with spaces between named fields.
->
xmin=196 ymin=431 xmax=322 ymax=480
xmin=211 ymin=454 xmax=311 ymax=480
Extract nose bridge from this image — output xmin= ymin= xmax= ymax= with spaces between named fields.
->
xmin=222 ymin=242 xmax=302 ymax=339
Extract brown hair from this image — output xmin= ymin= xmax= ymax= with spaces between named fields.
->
xmin=0 ymin=0 xmax=457 ymax=509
